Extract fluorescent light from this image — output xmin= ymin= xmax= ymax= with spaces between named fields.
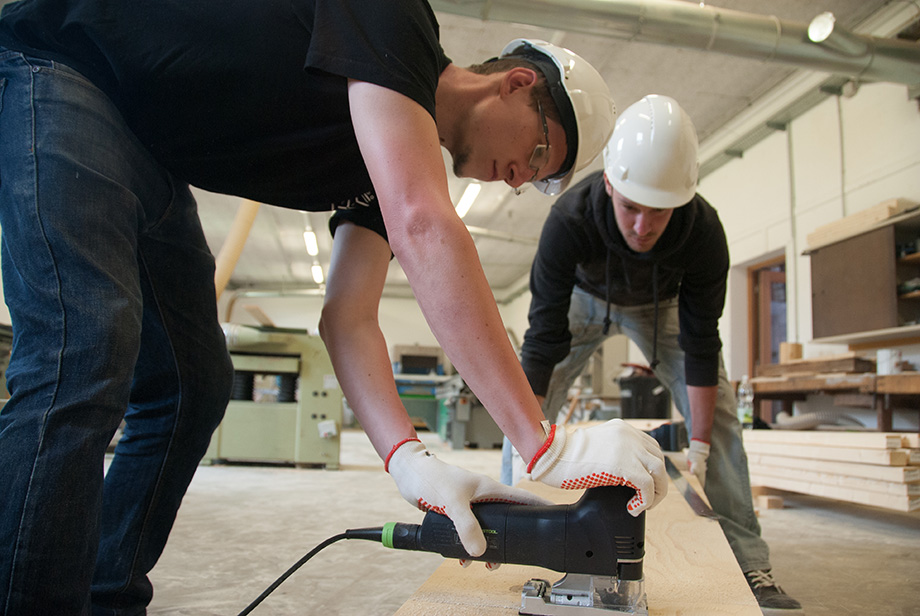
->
xmin=311 ymin=263 xmax=325 ymax=284
xmin=303 ymin=230 xmax=319 ymax=256
xmin=455 ymin=182 xmax=481 ymax=219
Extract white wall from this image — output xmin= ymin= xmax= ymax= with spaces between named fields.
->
xmin=701 ymin=130 xmax=794 ymax=378
xmin=702 ymin=82 xmax=920 ymax=369
xmin=698 ymin=82 xmax=920 ymax=430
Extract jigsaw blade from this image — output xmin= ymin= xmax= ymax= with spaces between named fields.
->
xmin=521 ymin=574 xmax=648 ymax=615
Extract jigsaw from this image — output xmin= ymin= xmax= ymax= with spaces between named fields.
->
xmin=236 ymin=485 xmax=647 ymax=616
xmin=380 ymin=485 xmax=647 ymax=615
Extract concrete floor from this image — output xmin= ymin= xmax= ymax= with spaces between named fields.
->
xmin=144 ymin=429 xmax=920 ymax=616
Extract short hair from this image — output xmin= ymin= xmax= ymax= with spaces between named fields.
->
xmin=466 ymin=58 xmax=561 ymax=126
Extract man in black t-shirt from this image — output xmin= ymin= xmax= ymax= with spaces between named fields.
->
xmin=0 ymin=2 xmax=671 ymax=613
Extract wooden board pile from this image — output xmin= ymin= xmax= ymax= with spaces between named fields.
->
xmin=744 ymin=430 xmax=920 ymax=513
xmin=753 ymin=353 xmax=874 ymax=378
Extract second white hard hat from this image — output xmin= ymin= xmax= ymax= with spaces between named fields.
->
xmin=500 ymin=39 xmax=617 ymax=196
xmin=603 ymin=95 xmax=699 ymax=208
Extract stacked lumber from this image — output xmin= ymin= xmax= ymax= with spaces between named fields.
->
xmin=806 ymin=197 xmax=918 ymax=250
xmin=754 ymin=352 xmax=875 ymax=378
xmin=744 ymin=430 xmax=920 ymax=513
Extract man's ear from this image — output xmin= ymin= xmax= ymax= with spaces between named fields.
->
xmin=603 ymin=172 xmax=614 ymax=198
xmin=501 ymin=67 xmax=538 ymax=97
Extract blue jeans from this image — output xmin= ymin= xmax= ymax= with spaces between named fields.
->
xmin=0 ymin=50 xmax=234 ymax=615
xmin=503 ymin=287 xmax=770 ymax=572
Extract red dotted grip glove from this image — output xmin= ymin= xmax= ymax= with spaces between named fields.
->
xmin=527 ymin=419 xmax=668 ymax=515
xmin=386 ymin=439 xmax=553 ymax=557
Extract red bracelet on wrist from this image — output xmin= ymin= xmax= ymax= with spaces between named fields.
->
xmin=384 ymin=437 xmax=421 ymax=472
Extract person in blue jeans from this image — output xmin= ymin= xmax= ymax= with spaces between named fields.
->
xmin=0 ymin=1 xmax=678 ymax=615
xmin=503 ymin=95 xmax=802 ymax=614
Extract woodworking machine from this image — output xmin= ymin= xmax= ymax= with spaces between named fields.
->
xmin=435 ymin=374 xmax=505 ymax=450
xmin=379 ymin=486 xmax=648 ymax=615
xmin=204 ymin=323 xmax=343 ymax=469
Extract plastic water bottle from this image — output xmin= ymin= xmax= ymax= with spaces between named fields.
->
xmin=736 ymin=375 xmax=754 ymax=429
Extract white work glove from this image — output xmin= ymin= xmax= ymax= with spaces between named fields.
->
xmin=386 ymin=439 xmax=553 ymax=557
xmin=687 ymin=438 xmax=710 ymax=488
xmin=527 ymin=419 xmax=668 ymax=515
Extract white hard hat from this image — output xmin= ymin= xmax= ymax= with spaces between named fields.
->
xmin=603 ymin=95 xmax=699 ymax=208
xmin=500 ymin=39 xmax=616 ymax=196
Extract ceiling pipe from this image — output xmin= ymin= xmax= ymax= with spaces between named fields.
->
xmin=430 ymin=0 xmax=920 ymax=87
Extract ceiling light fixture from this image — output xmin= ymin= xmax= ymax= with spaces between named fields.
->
xmin=311 ymin=263 xmax=325 ymax=284
xmin=455 ymin=182 xmax=481 ymax=219
xmin=303 ymin=229 xmax=319 ymax=256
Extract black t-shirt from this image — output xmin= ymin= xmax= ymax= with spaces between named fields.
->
xmin=0 ymin=0 xmax=450 ymax=223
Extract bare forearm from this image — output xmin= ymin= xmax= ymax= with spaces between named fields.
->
xmin=319 ymin=223 xmax=417 ymax=461
xmin=394 ymin=220 xmax=546 ymax=460
xmin=687 ymin=384 xmax=717 ymax=442
xmin=346 ymin=79 xmax=545 ymax=460
xmin=321 ymin=318 xmax=417 ymax=460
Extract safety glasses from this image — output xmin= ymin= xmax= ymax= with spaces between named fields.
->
xmin=528 ymin=100 xmax=551 ymax=181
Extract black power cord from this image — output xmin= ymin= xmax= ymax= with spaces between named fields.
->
xmin=236 ymin=527 xmax=385 ymax=616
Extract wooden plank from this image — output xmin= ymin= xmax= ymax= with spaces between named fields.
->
xmin=742 ymin=441 xmax=910 ymax=466
xmin=751 ymin=373 xmax=875 ymax=395
xmin=747 ymin=453 xmax=920 ymax=483
xmin=778 ymin=342 xmax=802 ymax=364
xmin=749 ymin=474 xmax=920 ymax=513
xmin=902 ymin=434 xmax=920 ymax=448
xmin=751 ymin=464 xmax=920 ymax=496
xmin=876 ymin=373 xmax=920 ymax=394
xmin=806 ymin=198 xmax=918 ymax=250
xmin=742 ymin=430 xmax=903 ymax=450
xmin=830 ymin=393 xmax=875 ymax=408
xmin=756 ymin=494 xmax=785 ymax=510
xmin=395 ymin=475 xmax=760 ymax=616
xmin=845 ymin=331 xmax=920 ymax=351
xmin=754 ymin=355 xmax=875 ymax=378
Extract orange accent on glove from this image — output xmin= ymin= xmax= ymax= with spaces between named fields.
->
xmin=526 ymin=419 xmax=668 ymax=516
xmin=526 ymin=423 xmax=556 ymax=474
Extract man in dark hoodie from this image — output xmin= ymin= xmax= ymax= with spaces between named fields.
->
xmin=507 ymin=95 xmax=802 ymax=614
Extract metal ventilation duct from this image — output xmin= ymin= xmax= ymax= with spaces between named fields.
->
xmin=430 ymin=0 xmax=920 ymax=87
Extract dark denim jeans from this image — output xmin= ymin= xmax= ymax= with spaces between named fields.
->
xmin=0 ymin=50 xmax=234 ymax=615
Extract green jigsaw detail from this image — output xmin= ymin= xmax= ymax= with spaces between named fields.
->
xmin=381 ymin=522 xmax=397 ymax=549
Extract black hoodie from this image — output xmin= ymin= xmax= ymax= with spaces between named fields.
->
xmin=521 ymin=170 xmax=729 ymax=397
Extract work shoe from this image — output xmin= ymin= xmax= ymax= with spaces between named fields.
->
xmin=745 ymin=569 xmax=803 ymax=614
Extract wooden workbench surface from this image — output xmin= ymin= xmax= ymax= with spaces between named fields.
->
xmin=395 ymin=467 xmax=760 ymax=615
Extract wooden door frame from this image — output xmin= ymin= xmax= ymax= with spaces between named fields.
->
xmin=758 ymin=269 xmax=787 ymax=367
xmin=747 ymin=255 xmax=786 ymax=379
